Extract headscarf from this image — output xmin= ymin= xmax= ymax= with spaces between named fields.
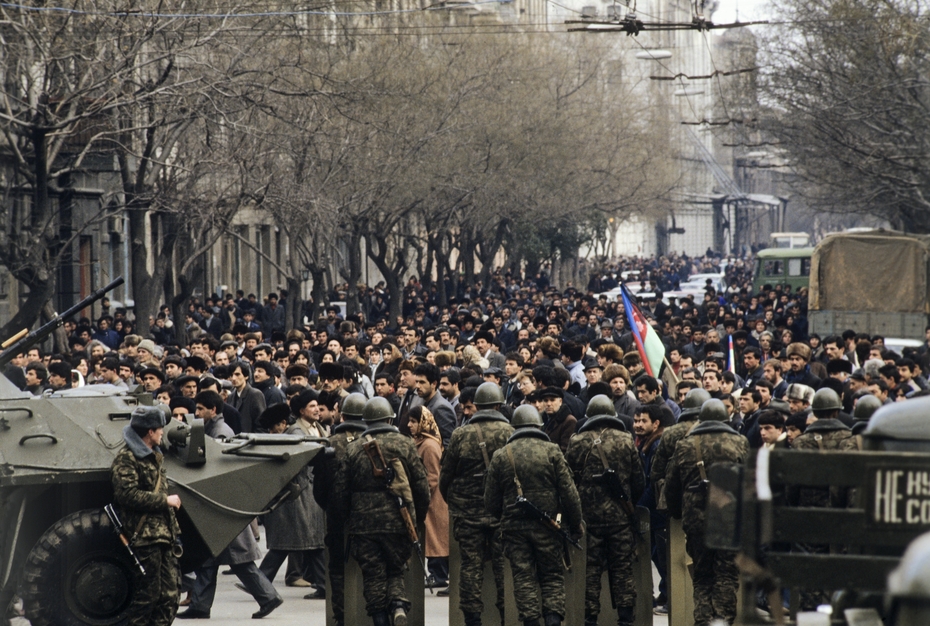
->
xmin=411 ymin=406 xmax=443 ymax=449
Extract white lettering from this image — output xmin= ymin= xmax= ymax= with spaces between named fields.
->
xmin=907 ymin=499 xmax=920 ymax=524
xmin=875 ymin=470 xmax=889 ymax=523
xmin=891 ymin=471 xmax=904 ymax=523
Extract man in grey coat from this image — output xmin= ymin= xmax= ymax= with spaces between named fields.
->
xmin=177 ymin=392 xmax=283 ymax=620
xmin=228 ymin=362 xmax=266 ymax=432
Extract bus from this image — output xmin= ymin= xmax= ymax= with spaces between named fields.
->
xmin=752 ymin=247 xmax=815 ymax=293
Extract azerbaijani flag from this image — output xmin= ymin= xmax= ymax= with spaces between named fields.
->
xmin=728 ymin=334 xmax=737 ymax=374
xmin=619 ymin=284 xmax=665 ymax=378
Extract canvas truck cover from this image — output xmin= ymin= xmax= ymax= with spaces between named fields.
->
xmin=810 ymin=230 xmax=930 ymax=313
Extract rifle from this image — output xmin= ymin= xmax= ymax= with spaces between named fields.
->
xmin=362 ymin=437 xmax=432 ymax=592
xmin=104 ymin=504 xmax=146 ymax=575
xmin=593 ymin=468 xmax=637 ymax=519
xmin=509 ymin=495 xmax=582 ymax=550
xmin=0 ymin=277 xmax=125 ymax=368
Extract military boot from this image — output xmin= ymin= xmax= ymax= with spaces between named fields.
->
xmin=463 ymin=612 xmax=482 ymax=626
xmin=616 ymin=605 xmax=635 ymax=626
xmin=392 ymin=602 xmax=408 ymax=626
xmin=523 ymin=620 xmax=541 ymax=626
xmin=585 ymin=618 xmax=599 ymax=626
xmin=544 ymin=613 xmax=562 ymax=626
xmin=371 ymin=612 xmax=390 ymax=626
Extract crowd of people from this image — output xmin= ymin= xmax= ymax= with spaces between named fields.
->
xmin=6 ymin=249 xmax=927 ymax=626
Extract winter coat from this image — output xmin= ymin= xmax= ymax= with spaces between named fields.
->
xmin=484 ymin=428 xmax=583 ymax=533
xmin=416 ymin=436 xmax=449 ymax=558
xmin=564 ymin=417 xmax=645 ymax=529
xmin=439 ymin=410 xmax=513 ymax=524
xmin=111 ymin=429 xmax=180 ymax=547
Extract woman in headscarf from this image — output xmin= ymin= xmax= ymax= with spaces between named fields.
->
xmin=407 ymin=406 xmax=450 ymax=590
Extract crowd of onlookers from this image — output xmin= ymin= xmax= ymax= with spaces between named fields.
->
xmin=4 ymin=250 xmax=929 ymax=610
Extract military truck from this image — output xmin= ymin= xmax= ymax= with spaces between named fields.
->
xmin=808 ymin=229 xmax=930 ymax=339
xmin=0 ymin=279 xmax=328 ymax=625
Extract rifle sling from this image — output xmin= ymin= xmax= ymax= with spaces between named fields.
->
xmin=694 ymin=435 xmax=708 ymax=483
xmin=474 ymin=424 xmax=492 ymax=470
xmin=592 ymin=431 xmax=611 ymax=472
xmin=505 ymin=445 xmax=524 ymax=497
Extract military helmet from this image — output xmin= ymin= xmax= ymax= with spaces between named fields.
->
xmin=585 ymin=394 xmax=617 ymax=418
xmin=362 ymin=397 xmax=395 ymax=423
xmin=699 ymin=398 xmax=728 ymax=422
xmin=679 ymin=388 xmax=712 ymax=419
xmin=854 ymin=394 xmax=883 ymax=421
xmin=342 ymin=393 xmax=368 ymax=419
xmin=682 ymin=388 xmax=712 ymax=410
xmin=474 ymin=382 xmax=505 ymax=407
xmin=811 ymin=387 xmax=843 ymax=413
xmin=511 ymin=405 xmax=543 ymax=428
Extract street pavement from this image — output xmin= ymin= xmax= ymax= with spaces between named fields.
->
xmin=11 ymin=542 xmax=671 ymax=625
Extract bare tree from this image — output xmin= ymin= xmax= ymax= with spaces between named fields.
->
xmin=760 ymin=0 xmax=930 ymax=230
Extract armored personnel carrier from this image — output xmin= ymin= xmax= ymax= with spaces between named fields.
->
xmin=0 ymin=279 xmax=327 ymax=625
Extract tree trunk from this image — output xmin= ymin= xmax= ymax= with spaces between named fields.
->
xmin=172 ymin=273 xmax=197 ymax=345
xmin=344 ymin=231 xmax=363 ymax=317
xmin=366 ymin=234 xmax=403 ymax=324
xmin=0 ymin=276 xmax=54 ymax=341
xmin=285 ymin=275 xmax=302 ymax=330
xmin=307 ymin=267 xmax=327 ymax=329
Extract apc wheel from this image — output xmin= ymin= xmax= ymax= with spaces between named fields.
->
xmin=21 ymin=509 xmax=135 ymax=626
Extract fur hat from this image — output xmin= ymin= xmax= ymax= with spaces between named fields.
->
xmin=786 ymin=342 xmax=812 ymax=362
xmin=259 ymin=403 xmax=292 ymax=430
xmin=786 ymin=383 xmax=815 ymax=405
xmin=318 ymin=362 xmax=344 ymax=381
xmin=130 ymin=405 xmax=166 ymax=431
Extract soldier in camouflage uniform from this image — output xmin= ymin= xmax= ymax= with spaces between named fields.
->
xmin=335 ymin=396 xmax=431 ymax=626
xmin=314 ymin=393 xmax=369 ymax=626
xmin=484 ymin=405 xmax=584 ymax=626
xmin=110 ymin=406 xmax=182 ymax=626
xmin=439 ymin=382 xmax=514 ymax=626
xmin=564 ymin=395 xmax=645 ymax=626
xmin=665 ymin=399 xmax=749 ymax=626
xmin=651 ymin=388 xmax=710 ymax=508
xmin=790 ymin=387 xmax=854 ymax=610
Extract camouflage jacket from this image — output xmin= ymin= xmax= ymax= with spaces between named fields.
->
xmin=111 ymin=428 xmax=180 ymax=547
xmin=335 ymin=425 xmax=431 ymax=536
xmin=564 ymin=416 xmax=645 ymax=529
xmin=484 ymin=428 xmax=583 ymax=533
xmin=651 ymin=416 xmax=700 ymax=508
xmin=790 ymin=419 xmax=853 ymax=508
xmin=439 ymin=410 xmax=514 ymax=523
xmin=314 ymin=419 xmax=368 ymax=524
xmin=664 ymin=421 xmax=749 ymax=535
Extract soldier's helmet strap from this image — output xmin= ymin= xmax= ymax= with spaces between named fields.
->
xmin=505 ymin=445 xmax=524 ymax=497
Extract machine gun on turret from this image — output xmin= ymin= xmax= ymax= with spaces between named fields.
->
xmin=0 ymin=277 xmax=124 ymax=368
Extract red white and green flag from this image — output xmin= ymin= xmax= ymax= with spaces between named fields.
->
xmin=620 ymin=284 xmax=665 ymax=378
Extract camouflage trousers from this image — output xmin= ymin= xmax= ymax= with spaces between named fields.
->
xmin=502 ymin=527 xmax=566 ymax=621
xmin=585 ymin=525 xmax=636 ymax=620
xmin=327 ymin=531 xmax=346 ymax=625
xmin=452 ymin=518 xmax=505 ymax=617
xmin=349 ymin=533 xmax=412 ymax=616
xmin=685 ymin=530 xmax=738 ymax=626
xmin=127 ymin=543 xmax=179 ymax=626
